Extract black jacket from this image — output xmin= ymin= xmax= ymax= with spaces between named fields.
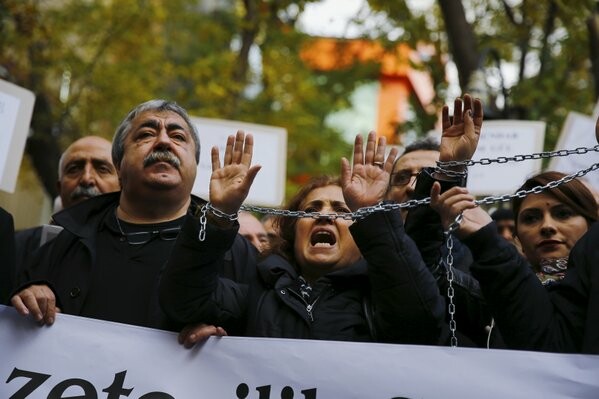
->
xmin=160 ymin=208 xmax=445 ymax=344
xmin=466 ymin=221 xmax=599 ymax=354
xmin=16 ymin=192 xmax=223 ymax=331
xmin=404 ymin=167 xmax=500 ymax=348
xmin=14 ymin=225 xmax=43 ymax=275
xmin=0 ymin=207 xmax=16 ymax=305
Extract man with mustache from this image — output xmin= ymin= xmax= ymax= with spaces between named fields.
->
xmin=11 ymin=100 xmax=237 ymax=333
xmin=12 ymin=136 xmax=120 ymax=295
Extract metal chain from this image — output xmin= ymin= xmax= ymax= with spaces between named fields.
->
xmin=240 ymin=197 xmax=433 ymax=220
xmin=474 ymin=162 xmax=599 ymax=206
xmin=444 ymin=213 xmax=463 ymax=348
xmin=197 ymin=156 xmax=599 ymax=348
xmin=239 ymin=161 xmax=599 ymax=220
xmin=437 ymin=144 xmax=599 ymax=168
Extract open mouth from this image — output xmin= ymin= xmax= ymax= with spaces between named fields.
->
xmin=310 ymin=230 xmax=336 ymax=248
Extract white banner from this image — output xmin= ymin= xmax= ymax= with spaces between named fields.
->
xmin=1 ymin=305 xmax=598 ymax=398
xmin=467 ymin=120 xmax=546 ymax=195
xmin=0 ymin=80 xmax=35 ymax=193
xmin=190 ymin=117 xmax=287 ymax=207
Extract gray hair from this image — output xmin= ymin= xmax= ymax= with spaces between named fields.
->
xmin=111 ymin=99 xmax=200 ymax=168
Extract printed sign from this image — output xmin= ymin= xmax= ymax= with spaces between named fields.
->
xmin=1 ymin=305 xmax=598 ymax=398
xmin=0 ymin=80 xmax=35 ymax=193
xmin=467 ymin=120 xmax=546 ymax=195
xmin=548 ymin=111 xmax=599 ymax=192
xmin=190 ymin=117 xmax=287 ymax=207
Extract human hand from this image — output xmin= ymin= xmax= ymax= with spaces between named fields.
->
xmin=209 ymin=131 xmax=261 ymax=214
xmin=341 ymin=132 xmax=398 ymax=211
xmin=430 ymin=183 xmax=492 ymax=238
xmin=440 ymin=94 xmax=483 ymax=164
xmin=10 ymin=284 xmax=60 ymax=325
xmin=178 ymin=323 xmax=228 ymax=349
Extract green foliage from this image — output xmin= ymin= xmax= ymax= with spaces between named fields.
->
xmin=1 ymin=0 xmax=374 ymax=202
xmin=370 ymin=0 xmax=599 ymax=149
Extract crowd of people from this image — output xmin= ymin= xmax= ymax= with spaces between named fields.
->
xmin=1 ymin=93 xmax=599 ymax=355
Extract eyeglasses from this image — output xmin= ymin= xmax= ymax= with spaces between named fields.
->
xmin=115 ymin=211 xmax=181 ymax=245
xmin=119 ymin=228 xmax=181 ymax=245
xmin=390 ymin=170 xmax=421 ymax=187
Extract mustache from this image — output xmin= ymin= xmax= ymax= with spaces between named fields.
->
xmin=143 ymin=150 xmax=181 ymax=169
xmin=70 ymin=185 xmax=101 ymax=201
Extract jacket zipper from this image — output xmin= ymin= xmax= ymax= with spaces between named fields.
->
xmin=288 ymin=288 xmax=320 ymax=322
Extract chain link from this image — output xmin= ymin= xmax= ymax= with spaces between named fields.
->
xmin=437 ymin=144 xmax=599 ymax=168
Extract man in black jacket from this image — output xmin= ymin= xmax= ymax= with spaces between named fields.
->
xmin=14 ymin=135 xmax=120 ymax=273
xmin=10 ymin=99 xmax=228 ymax=331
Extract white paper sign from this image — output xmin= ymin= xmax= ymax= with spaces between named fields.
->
xmin=1 ymin=305 xmax=599 ymax=399
xmin=548 ymin=111 xmax=599 ymax=192
xmin=190 ymin=117 xmax=287 ymax=207
xmin=467 ymin=120 xmax=546 ymax=195
xmin=0 ymin=80 xmax=35 ymax=193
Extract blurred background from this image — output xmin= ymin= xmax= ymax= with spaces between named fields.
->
xmin=2 ymin=0 xmax=599 ymax=228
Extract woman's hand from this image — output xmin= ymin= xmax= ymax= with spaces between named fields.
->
xmin=178 ymin=323 xmax=228 ymax=349
xmin=209 ymin=131 xmax=261 ymax=214
xmin=440 ymin=94 xmax=484 ymax=164
xmin=430 ymin=183 xmax=492 ymax=238
xmin=341 ymin=132 xmax=398 ymax=211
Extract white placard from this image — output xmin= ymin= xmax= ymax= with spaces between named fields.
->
xmin=191 ymin=117 xmax=287 ymax=207
xmin=548 ymin=111 xmax=599 ymax=192
xmin=1 ymin=305 xmax=599 ymax=398
xmin=467 ymin=120 xmax=546 ymax=196
xmin=0 ymin=80 xmax=35 ymax=193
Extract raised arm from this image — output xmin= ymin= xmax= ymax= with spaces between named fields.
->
xmin=341 ymin=132 xmax=445 ymax=344
xmin=159 ymin=131 xmax=260 ymax=331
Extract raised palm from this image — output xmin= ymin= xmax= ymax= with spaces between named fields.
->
xmin=209 ymin=131 xmax=261 ymax=214
xmin=440 ymin=94 xmax=484 ymax=163
xmin=341 ymin=132 xmax=398 ymax=211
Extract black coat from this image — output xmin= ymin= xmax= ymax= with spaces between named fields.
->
xmin=0 ymin=207 xmax=16 ymax=304
xmin=465 ymin=221 xmax=599 ymax=354
xmin=160 ymin=208 xmax=445 ymax=344
xmin=405 ymin=167 xmax=499 ymax=348
xmin=14 ymin=225 xmax=43 ymax=274
xmin=15 ymin=192 xmax=226 ymax=331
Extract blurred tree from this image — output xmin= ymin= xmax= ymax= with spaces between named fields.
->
xmin=1 ymin=0 xmax=376 ymax=201
xmin=366 ymin=0 xmax=599 ymax=150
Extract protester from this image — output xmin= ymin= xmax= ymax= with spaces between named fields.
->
xmin=431 ymin=165 xmax=599 ymax=353
xmin=238 ymin=211 xmax=269 ymax=253
xmin=0 ymin=207 xmax=16 ymax=304
xmin=511 ymin=171 xmax=598 ymax=284
xmin=391 ymin=96 xmax=500 ymax=347
xmin=159 ymin=131 xmax=446 ymax=345
xmin=10 ymin=99 xmax=241 ymax=333
xmin=261 ymin=214 xmax=279 ymax=242
xmin=14 ymin=136 xmax=120 ymax=271
xmin=385 ymin=137 xmax=439 ymax=221
xmin=490 ymin=208 xmax=515 ymax=244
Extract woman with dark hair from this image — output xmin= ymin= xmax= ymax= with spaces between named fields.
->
xmin=511 ymin=171 xmax=598 ymax=283
xmin=432 ymin=167 xmax=599 ymax=353
xmin=159 ymin=131 xmax=447 ymax=345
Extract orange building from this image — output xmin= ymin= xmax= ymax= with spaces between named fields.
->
xmin=300 ymin=38 xmax=436 ymax=144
